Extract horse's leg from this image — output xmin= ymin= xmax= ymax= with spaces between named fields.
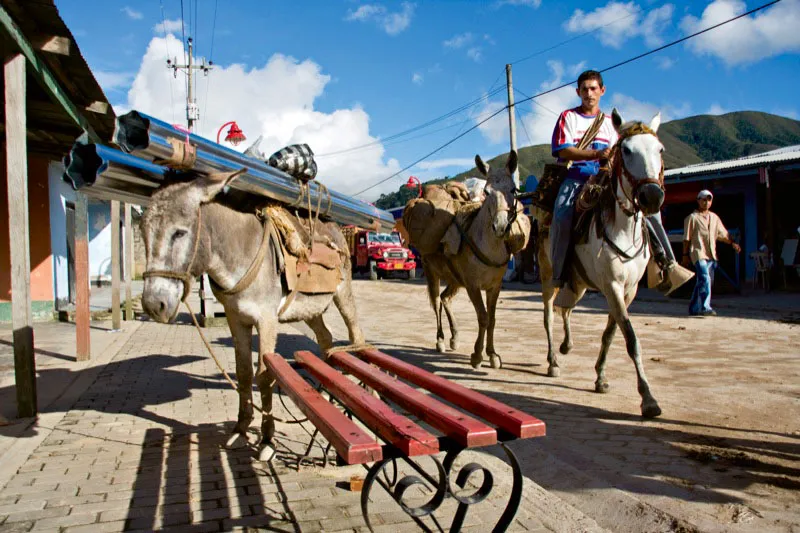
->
xmin=425 ymin=267 xmax=446 ymax=353
xmin=305 ymin=315 xmax=333 ymax=354
xmin=594 ymin=314 xmax=616 ymax=393
xmin=333 ymin=278 xmax=365 ymax=346
xmin=560 ymin=307 xmax=574 ymax=354
xmin=465 ymin=286 xmax=488 ymax=369
xmin=606 ymin=284 xmax=661 ymax=418
xmin=225 ymin=319 xmax=254 ymax=449
xmin=255 ymin=317 xmax=279 ymax=461
xmin=485 ymin=285 xmax=502 ymax=370
xmin=440 ymin=284 xmax=460 ymax=351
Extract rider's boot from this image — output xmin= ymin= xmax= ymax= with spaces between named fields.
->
xmin=645 ymin=214 xmax=694 ymax=295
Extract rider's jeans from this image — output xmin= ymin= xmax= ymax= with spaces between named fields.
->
xmin=550 ymin=177 xmax=585 ymax=283
xmin=689 ymin=259 xmax=716 ymax=315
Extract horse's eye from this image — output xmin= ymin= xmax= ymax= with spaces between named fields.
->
xmin=659 ymin=146 xmax=665 ymax=153
xmin=622 ymin=145 xmax=632 ymax=156
xmin=172 ymin=229 xmax=188 ymax=242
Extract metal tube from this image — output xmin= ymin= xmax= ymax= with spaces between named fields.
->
xmin=114 ymin=110 xmax=395 ymax=231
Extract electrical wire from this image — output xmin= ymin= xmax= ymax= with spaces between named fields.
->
xmin=160 ymin=0 xmax=176 ymax=124
xmin=514 ymin=87 xmax=558 ymax=117
xmin=202 ymin=0 xmax=219 ymax=139
xmin=515 ymin=106 xmax=533 ymax=148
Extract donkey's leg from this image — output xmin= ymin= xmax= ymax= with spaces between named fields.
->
xmin=605 ymin=284 xmax=661 ymax=418
xmin=425 ymin=268 xmax=446 ymax=353
xmin=594 ymin=314 xmax=616 ymax=393
xmin=465 ymin=286 xmax=488 ymax=369
xmin=255 ymin=317 xmax=279 ymax=461
xmin=440 ymin=284 xmax=460 ymax=351
xmin=485 ymin=285 xmax=502 ymax=369
xmin=333 ymin=278 xmax=365 ymax=346
xmin=226 ymin=319 xmax=255 ymax=448
xmin=305 ymin=315 xmax=333 ymax=355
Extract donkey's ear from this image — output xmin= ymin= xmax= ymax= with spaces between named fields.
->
xmin=195 ymin=167 xmax=247 ymax=203
xmin=506 ymin=150 xmax=518 ymax=175
xmin=611 ymin=108 xmax=624 ymax=132
xmin=649 ymin=112 xmax=661 ymax=133
xmin=475 ymin=154 xmax=490 ymax=176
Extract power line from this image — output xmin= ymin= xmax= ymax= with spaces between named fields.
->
xmin=202 ymin=0 xmax=219 ymax=138
xmin=514 ymin=87 xmax=558 ymax=117
xmin=354 ymin=0 xmax=782 ymax=198
xmin=515 ymin=106 xmax=533 ymax=148
xmin=159 ymin=0 xmax=176 ymax=123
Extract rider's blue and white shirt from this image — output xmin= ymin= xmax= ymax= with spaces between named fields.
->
xmin=551 ymin=108 xmax=618 ymax=181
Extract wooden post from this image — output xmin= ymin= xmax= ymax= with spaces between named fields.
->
xmin=75 ymin=192 xmax=90 ymax=361
xmin=124 ymin=203 xmax=133 ymax=320
xmin=5 ymin=54 xmax=36 ymax=418
xmin=110 ymin=199 xmax=121 ymax=329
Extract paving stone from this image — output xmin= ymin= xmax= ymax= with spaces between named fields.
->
xmin=29 ymin=512 xmax=97 ymax=530
xmin=2 ymin=508 xmax=69 ymax=525
xmin=0 ymin=521 xmax=34 ymax=533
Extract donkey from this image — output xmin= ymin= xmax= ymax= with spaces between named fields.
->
xmin=140 ymin=171 xmax=365 ymax=460
xmin=422 ymin=151 xmax=530 ymax=370
xmin=535 ymin=108 xmax=665 ymax=418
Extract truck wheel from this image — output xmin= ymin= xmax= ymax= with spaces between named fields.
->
xmin=408 ymin=268 xmax=416 ymax=280
xmin=369 ymin=261 xmax=378 ymax=281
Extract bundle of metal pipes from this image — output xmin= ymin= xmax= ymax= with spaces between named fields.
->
xmin=62 ymin=110 xmax=395 ymax=232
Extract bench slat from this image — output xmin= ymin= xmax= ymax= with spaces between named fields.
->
xmin=356 ymin=349 xmax=546 ymax=439
xmin=263 ymin=352 xmax=382 ymax=465
xmin=329 ymin=351 xmax=497 ymax=448
xmin=295 ymin=351 xmax=439 ymax=457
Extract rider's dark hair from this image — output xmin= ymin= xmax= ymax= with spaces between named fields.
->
xmin=577 ymin=70 xmax=604 ymax=88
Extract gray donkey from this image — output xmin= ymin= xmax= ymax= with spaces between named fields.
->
xmin=140 ymin=171 xmax=365 ymax=460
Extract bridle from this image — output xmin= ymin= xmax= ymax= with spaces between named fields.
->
xmin=142 ymin=209 xmax=204 ymax=302
xmin=609 ymin=123 xmax=665 ymax=217
xmin=485 ymin=183 xmax=520 ymax=236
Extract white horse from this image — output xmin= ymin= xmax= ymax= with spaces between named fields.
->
xmin=536 ymin=108 xmax=665 ymax=418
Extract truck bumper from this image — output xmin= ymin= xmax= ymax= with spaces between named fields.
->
xmin=377 ymin=261 xmax=416 ymax=271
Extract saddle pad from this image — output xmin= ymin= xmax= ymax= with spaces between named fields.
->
xmin=281 ymin=240 xmax=343 ymax=295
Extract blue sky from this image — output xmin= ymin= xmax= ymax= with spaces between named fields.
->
xmin=58 ymin=0 xmax=800 ymax=200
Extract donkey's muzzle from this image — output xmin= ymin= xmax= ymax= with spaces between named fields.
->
xmin=142 ymin=280 xmax=181 ymax=323
xmin=637 ymin=183 xmax=664 ymax=216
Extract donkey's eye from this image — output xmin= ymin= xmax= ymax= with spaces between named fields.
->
xmin=172 ymin=229 xmax=188 ymax=242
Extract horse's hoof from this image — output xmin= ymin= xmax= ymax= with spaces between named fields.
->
xmin=595 ymin=381 xmax=610 ymax=394
xmin=436 ymin=340 xmax=446 ymax=353
xmin=450 ymin=338 xmax=459 ymax=351
xmin=258 ymin=445 xmax=276 ymax=462
xmin=470 ymin=353 xmax=483 ymax=369
xmin=559 ymin=342 xmax=573 ymax=355
xmin=489 ymin=355 xmax=502 ymax=369
xmin=225 ymin=432 xmax=250 ymax=449
xmin=641 ymin=403 xmax=662 ymax=419
xmin=547 ymin=366 xmax=560 ymax=378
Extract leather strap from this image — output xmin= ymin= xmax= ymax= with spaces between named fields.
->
xmin=220 ymin=216 xmax=273 ymax=296
xmin=454 ymin=217 xmax=509 ymax=268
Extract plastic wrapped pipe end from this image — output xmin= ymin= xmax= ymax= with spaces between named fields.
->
xmin=113 ymin=110 xmax=151 ymax=153
xmin=63 ymin=142 xmax=104 ymax=190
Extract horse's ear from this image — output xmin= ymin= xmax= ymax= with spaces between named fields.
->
xmin=611 ymin=108 xmax=624 ymax=132
xmin=195 ymin=167 xmax=247 ymax=203
xmin=649 ymin=112 xmax=661 ymax=133
xmin=506 ymin=150 xmax=518 ymax=175
xmin=475 ymin=154 xmax=490 ymax=176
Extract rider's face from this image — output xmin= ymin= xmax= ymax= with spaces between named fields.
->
xmin=576 ymin=80 xmax=605 ymax=110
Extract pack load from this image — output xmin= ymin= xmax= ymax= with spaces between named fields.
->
xmin=402 ymin=181 xmax=477 ymax=255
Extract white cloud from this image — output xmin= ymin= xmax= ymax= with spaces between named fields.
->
xmin=564 ymin=2 xmax=674 ymax=49
xmin=412 ymin=72 xmax=423 ymax=85
xmin=122 ymin=6 xmax=143 ymax=20
xmin=416 ymin=158 xmax=475 ymax=170
xmin=514 ymin=60 xmax=582 ymax=146
xmin=474 ymin=99 xmax=508 ymax=145
xmin=443 ymin=32 xmax=473 ymax=49
xmin=94 ymin=70 xmax=136 ymax=92
xmin=656 ymin=56 xmax=675 ymax=70
xmin=345 ymin=2 xmax=415 ymax=36
xmin=773 ymin=108 xmax=798 ymax=120
xmin=467 ymin=47 xmax=483 ymax=62
xmin=495 ymin=0 xmax=542 ymax=7
xmin=125 ymin=35 xmax=401 ymax=200
xmin=154 ymin=18 xmax=182 ymax=34
xmin=610 ymin=93 xmax=691 ymax=123
xmin=680 ymin=0 xmax=800 ymax=66
xmin=706 ymin=103 xmax=728 ymax=115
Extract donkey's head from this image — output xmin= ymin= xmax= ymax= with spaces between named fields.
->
xmin=611 ymin=108 xmax=664 ymax=216
xmin=475 ymin=150 xmax=519 ymax=238
xmin=140 ymin=171 xmax=241 ymax=323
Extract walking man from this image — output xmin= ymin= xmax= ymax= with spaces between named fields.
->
xmin=682 ymin=190 xmax=741 ymax=316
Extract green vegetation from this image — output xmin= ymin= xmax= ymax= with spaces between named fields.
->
xmin=374 ymin=111 xmax=800 ymax=210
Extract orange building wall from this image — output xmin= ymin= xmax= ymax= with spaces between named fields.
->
xmin=0 ymin=154 xmax=54 ymax=302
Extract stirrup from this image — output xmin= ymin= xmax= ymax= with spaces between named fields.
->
xmin=659 ymin=263 xmax=695 ymax=296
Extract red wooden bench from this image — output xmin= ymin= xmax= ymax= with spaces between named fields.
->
xmin=263 ymin=348 xmax=546 ymax=532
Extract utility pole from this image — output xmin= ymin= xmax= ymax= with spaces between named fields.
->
xmin=167 ymin=37 xmax=213 ymax=320
xmin=505 ymin=63 xmax=519 ymax=189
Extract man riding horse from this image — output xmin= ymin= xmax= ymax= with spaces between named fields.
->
xmin=549 ymin=70 xmax=690 ymax=295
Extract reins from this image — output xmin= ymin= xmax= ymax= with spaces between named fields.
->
xmin=609 ymin=122 xmax=665 ymax=217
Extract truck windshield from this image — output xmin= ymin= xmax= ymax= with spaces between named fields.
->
xmin=367 ymin=232 xmax=401 ymax=244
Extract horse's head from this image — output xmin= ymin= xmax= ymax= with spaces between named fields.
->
xmin=611 ymin=108 xmax=664 ymax=216
xmin=475 ymin=150 xmax=519 ymax=238
xmin=140 ymin=170 xmax=241 ymax=323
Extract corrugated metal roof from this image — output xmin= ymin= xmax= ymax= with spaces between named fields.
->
xmin=665 ymin=145 xmax=800 ymax=179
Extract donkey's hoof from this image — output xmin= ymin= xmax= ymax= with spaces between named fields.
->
xmin=258 ymin=445 xmax=276 ymax=462
xmin=450 ymin=338 xmax=459 ymax=351
xmin=559 ymin=341 xmax=573 ymax=355
xmin=547 ymin=366 xmax=560 ymax=378
xmin=225 ymin=432 xmax=251 ymax=449
xmin=595 ymin=381 xmax=610 ymax=393
xmin=436 ymin=340 xmax=446 ymax=353
xmin=470 ymin=353 xmax=483 ymax=369
xmin=489 ymin=354 xmax=502 ymax=369
xmin=641 ymin=402 xmax=662 ymax=419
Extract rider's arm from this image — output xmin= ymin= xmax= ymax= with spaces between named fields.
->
xmin=556 ymin=146 xmax=609 ymax=162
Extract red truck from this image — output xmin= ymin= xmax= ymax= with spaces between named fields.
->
xmin=342 ymin=225 xmax=416 ymax=280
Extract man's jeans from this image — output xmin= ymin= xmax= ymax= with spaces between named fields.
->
xmin=689 ymin=259 xmax=717 ymax=315
xmin=549 ymin=177 xmax=585 ymax=283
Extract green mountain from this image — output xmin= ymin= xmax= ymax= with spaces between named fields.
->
xmin=374 ymin=111 xmax=800 ymax=210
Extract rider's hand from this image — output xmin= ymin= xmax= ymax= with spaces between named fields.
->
xmin=595 ymin=148 xmax=611 ymax=160
xmin=732 ymin=242 xmax=741 ymax=254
